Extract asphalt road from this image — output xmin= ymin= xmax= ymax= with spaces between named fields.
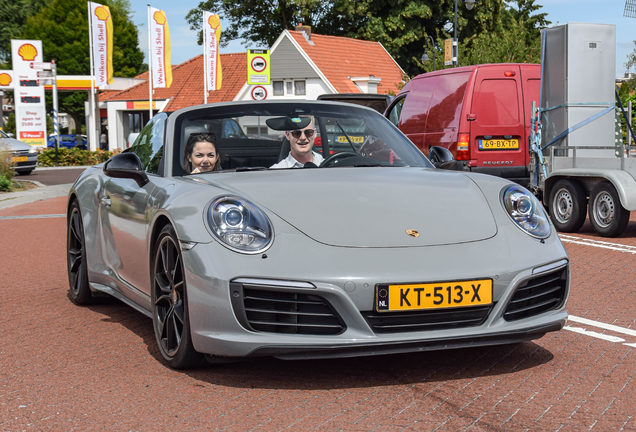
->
xmin=1 ymin=197 xmax=636 ymax=431
xmin=18 ymin=167 xmax=87 ymax=186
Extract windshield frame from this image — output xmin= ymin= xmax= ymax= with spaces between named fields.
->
xmin=169 ymin=100 xmax=433 ymax=176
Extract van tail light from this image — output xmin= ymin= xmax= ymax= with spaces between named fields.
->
xmin=457 ymin=133 xmax=470 ymax=160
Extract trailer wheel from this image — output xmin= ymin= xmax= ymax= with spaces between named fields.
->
xmin=588 ymin=181 xmax=629 ymax=237
xmin=549 ymin=179 xmax=587 ymax=233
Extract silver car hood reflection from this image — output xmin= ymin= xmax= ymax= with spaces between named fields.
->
xmin=210 ymin=167 xmax=497 ymax=248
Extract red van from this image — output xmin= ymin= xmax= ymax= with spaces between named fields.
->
xmin=385 ymin=63 xmax=540 ymax=183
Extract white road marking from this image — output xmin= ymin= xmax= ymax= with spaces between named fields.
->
xmin=569 ymin=315 xmax=636 ymax=337
xmin=566 ymin=316 xmax=636 ymax=347
xmin=559 ymin=234 xmax=636 ymax=254
xmin=563 ymin=326 xmax=625 ymax=343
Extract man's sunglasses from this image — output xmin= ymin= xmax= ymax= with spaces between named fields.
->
xmin=290 ymin=129 xmax=315 ymax=139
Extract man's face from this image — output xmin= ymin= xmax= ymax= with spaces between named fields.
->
xmin=286 ymin=121 xmax=315 ymax=159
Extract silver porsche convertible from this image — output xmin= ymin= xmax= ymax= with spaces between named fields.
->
xmin=67 ymin=101 xmax=569 ymax=369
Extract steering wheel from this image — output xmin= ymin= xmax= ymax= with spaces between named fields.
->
xmin=319 ymin=152 xmax=360 ymax=167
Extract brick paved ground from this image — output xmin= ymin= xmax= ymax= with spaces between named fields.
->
xmin=1 ymin=198 xmax=635 ymax=431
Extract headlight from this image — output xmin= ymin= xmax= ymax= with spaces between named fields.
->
xmin=207 ymin=195 xmax=273 ymax=253
xmin=502 ymin=185 xmax=551 ymax=239
xmin=28 ymin=146 xmax=37 ymax=154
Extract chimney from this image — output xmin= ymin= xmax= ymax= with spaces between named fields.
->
xmin=349 ymin=76 xmax=382 ymax=93
xmin=295 ymin=23 xmax=314 ymax=45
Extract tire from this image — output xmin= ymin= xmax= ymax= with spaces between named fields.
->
xmin=16 ymin=169 xmax=33 ymax=176
xmin=67 ymin=200 xmax=94 ymax=305
xmin=588 ymin=181 xmax=630 ymax=237
xmin=549 ymin=179 xmax=587 ymax=233
xmin=151 ymin=225 xmax=204 ymax=369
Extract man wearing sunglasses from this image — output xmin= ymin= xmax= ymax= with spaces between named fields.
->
xmin=271 ymin=118 xmax=324 ymax=168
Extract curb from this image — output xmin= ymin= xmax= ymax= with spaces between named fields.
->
xmin=0 ymin=183 xmax=73 ymax=211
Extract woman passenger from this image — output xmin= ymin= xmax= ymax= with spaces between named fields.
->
xmin=184 ymin=133 xmax=221 ymax=173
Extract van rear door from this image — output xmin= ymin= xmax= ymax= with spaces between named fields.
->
xmin=469 ymin=65 xmax=527 ymax=181
xmin=520 ymin=64 xmax=541 ymax=154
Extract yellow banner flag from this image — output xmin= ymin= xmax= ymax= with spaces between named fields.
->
xmin=150 ymin=7 xmax=172 ymax=88
xmin=89 ymin=1 xmax=114 ymax=86
xmin=204 ymin=12 xmax=222 ymax=90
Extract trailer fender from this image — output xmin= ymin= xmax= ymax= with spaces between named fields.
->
xmin=545 ymin=169 xmax=636 ymax=211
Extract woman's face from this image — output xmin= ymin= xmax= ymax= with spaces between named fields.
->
xmin=188 ymin=141 xmax=218 ymax=172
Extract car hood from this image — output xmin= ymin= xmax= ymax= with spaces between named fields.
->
xmin=212 ymin=168 xmax=497 ymax=248
xmin=0 ymin=137 xmax=31 ymax=151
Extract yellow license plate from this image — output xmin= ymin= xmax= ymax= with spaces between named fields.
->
xmin=336 ymin=135 xmax=364 ymax=143
xmin=10 ymin=156 xmax=28 ymax=162
xmin=479 ymin=139 xmax=519 ymax=150
xmin=376 ymin=279 xmax=493 ymax=312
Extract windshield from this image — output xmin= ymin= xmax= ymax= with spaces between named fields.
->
xmin=172 ymin=101 xmax=432 ymax=176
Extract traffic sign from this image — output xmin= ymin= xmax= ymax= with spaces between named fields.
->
xmin=444 ymin=39 xmax=452 ymax=66
xmin=251 ymin=85 xmax=267 ymax=100
xmin=30 ymin=62 xmax=52 ymax=70
xmin=247 ymin=49 xmax=270 ymax=85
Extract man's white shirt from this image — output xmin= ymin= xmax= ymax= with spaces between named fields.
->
xmin=270 ymin=151 xmax=324 ymax=169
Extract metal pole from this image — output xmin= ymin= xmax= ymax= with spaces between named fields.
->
xmin=52 ymin=60 xmax=59 ymax=166
xmin=628 ymin=100 xmax=632 ymax=147
xmin=203 ymin=13 xmax=208 ymax=104
xmin=0 ymin=90 xmax=4 ymax=130
xmin=453 ymin=0 xmax=458 ymax=67
xmin=88 ymin=1 xmax=97 ymax=151
xmin=428 ymin=36 xmax=436 ymax=71
xmin=148 ymin=5 xmax=153 ymax=122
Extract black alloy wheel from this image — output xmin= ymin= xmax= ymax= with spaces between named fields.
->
xmin=67 ymin=200 xmax=94 ymax=305
xmin=152 ymin=225 xmax=203 ymax=369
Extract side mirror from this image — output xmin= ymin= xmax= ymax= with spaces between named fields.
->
xmin=104 ymin=152 xmax=149 ymax=187
xmin=428 ymin=146 xmax=456 ymax=170
xmin=7 ymin=133 xmax=14 ymax=138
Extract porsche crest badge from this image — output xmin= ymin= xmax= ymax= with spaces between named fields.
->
xmin=406 ymin=229 xmax=420 ymax=238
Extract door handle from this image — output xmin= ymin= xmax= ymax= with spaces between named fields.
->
xmin=101 ymin=195 xmax=112 ymax=207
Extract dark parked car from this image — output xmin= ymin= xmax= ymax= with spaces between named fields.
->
xmin=317 ymin=93 xmax=393 ymax=114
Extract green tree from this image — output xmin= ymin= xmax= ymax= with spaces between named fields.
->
xmin=22 ymin=0 xmax=144 ymax=128
xmin=504 ymin=0 xmax=550 ymax=46
xmin=186 ymin=0 xmax=339 ymax=47
xmin=186 ymin=0 xmax=508 ymax=77
xmin=459 ymin=16 xmax=541 ymax=66
xmin=185 ymin=0 xmax=553 ymax=78
xmin=0 ymin=0 xmax=50 ymax=64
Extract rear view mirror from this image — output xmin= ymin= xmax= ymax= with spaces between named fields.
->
xmin=104 ymin=152 xmax=149 ymax=187
xmin=428 ymin=146 xmax=456 ymax=170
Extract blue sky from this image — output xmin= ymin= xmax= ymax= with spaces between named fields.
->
xmin=128 ymin=0 xmax=636 ymax=78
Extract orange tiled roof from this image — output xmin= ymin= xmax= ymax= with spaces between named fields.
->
xmin=287 ymin=30 xmax=404 ymax=95
xmin=103 ymin=53 xmax=246 ymax=111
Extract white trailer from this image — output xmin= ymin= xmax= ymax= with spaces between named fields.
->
xmin=529 ymin=22 xmax=636 ymax=237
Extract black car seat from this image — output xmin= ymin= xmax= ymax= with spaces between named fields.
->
xmin=277 ymin=136 xmax=291 ymax=163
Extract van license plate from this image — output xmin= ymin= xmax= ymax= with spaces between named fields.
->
xmin=479 ymin=139 xmax=518 ymax=150
xmin=376 ymin=279 xmax=493 ymax=312
xmin=10 ymin=156 xmax=28 ymax=162
xmin=336 ymin=135 xmax=365 ymax=143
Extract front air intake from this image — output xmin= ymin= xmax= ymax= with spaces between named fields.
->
xmin=230 ymin=281 xmax=346 ymax=335
xmin=503 ymin=267 xmax=568 ymax=321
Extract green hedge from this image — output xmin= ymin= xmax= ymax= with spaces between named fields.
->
xmin=38 ymin=148 xmax=120 ymax=167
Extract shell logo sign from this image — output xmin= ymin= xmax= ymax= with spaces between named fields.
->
xmin=94 ymin=5 xmax=110 ymax=21
xmin=0 ymin=73 xmax=11 ymax=86
xmin=208 ymin=14 xmax=220 ymax=29
xmin=153 ymin=11 xmax=167 ymax=25
xmin=18 ymin=44 xmax=38 ymax=61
